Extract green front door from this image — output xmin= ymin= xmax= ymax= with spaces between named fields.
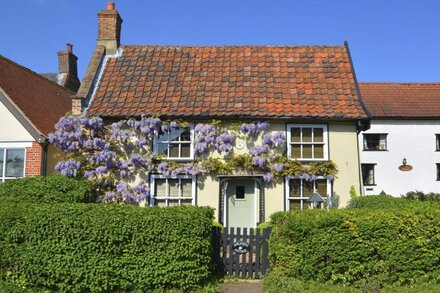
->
xmin=226 ymin=178 xmax=256 ymax=229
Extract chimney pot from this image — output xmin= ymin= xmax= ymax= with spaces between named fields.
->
xmin=67 ymin=43 xmax=73 ymax=53
xmin=107 ymin=2 xmax=115 ymax=10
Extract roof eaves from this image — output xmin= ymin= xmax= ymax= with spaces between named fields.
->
xmin=0 ymin=87 xmax=46 ymax=142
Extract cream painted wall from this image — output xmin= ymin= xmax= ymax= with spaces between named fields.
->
xmin=0 ymin=99 xmax=34 ymax=142
xmin=329 ymin=122 xmax=362 ymax=206
xmin=46 ymin=144 xmax=64 ymax=175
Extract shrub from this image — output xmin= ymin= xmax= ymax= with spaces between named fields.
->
xmin=347 ymin=194 xmax=440 ymax=209
xmin=269 ymin=206 xmax=440 ymax=287
xmin=0 ymin=201 xmax=214 ymax=292
xmin=0 ymin=174 xmax=95 ymax=203
xmin=404 ymin=191 xmax=440 ymax=202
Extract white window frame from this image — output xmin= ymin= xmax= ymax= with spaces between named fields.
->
xmin=285 ymin=176 xmax=331 ymax=210
xmin=0 ymin=142 xmax=30 ymax=182
xmin=153 ymin=125 xmax=195 ymax=160
xmin=286 ymin=124 xmax=328 ymax=161
xmin=149 ymin=174 xmax=196 ymax=207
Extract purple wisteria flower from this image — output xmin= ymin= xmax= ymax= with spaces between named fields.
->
xmin=263 ymin=173 xmax=274 ymax=183
xmin=55 ymin=159 xmax=81 ymax=177
xmin=273 ymin=163 xmax=284 ymax=173
xmin=252 ymin=156 xmax=267 ymax=168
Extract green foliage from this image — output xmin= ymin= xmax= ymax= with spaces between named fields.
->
xmin=347 ymin=194 xmax=440 ymax=210
xmin=0 ymin=174 xmax=95 ymax=203
xmin=404 ymin=190 xmax=440 ymax=202
xmin=0 ymin=201 xmax=214 ymax=292
xmin=269 ymin=205 xmax=440 ymax=287
xmin=349 ymin=185 xmax=359 ymax=199
xmin=256 ymin=221 xmax=271 ymax=233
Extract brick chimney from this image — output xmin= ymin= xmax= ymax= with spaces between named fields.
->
xmin=57 ymin=43 xmax=80 ymax=92
xmin=97 ymin=2 xmax=123 ymax=55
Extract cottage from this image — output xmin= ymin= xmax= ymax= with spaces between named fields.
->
xmin=359 ymin=82 xmax=440 ymax=196
xmin=74 ymin=2 xmax=369 ymax=227
xmin=0 ymin=46 xmax=78 ymax=180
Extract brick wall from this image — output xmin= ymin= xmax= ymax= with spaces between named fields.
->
xmin=25 ymin=142 xmax=43 ymax=177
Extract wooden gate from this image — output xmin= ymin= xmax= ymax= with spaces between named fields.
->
xmin=217 ymin=227 xmax=272 ymax=279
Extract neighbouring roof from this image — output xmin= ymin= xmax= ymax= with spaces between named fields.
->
xmin=86 ymin=45 xmax=368 ymax=120
xmin=359 ymin=82 xmax=440 ymax=119
xmin=0 ymin=55 xmax=73 ymax=136
xmin=40 ymin=73 xmax=60 ymax=84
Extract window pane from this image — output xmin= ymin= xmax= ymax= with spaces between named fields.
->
xmin=314 ymin=128 xmax=323 ymax=142
xmin=291 ymin=128 xmax=301 ymax=142
xmin=303 ymin=200 xmax=310 ymax=209
xmin=169 ymin=144 xmax=179 ymax=157
xmin=303 ymin=180 xmax=313 ymax=196
xmin=5 ymin=149 xmax=24 ymax=177
xmin=181 ymin=179 xmax=192 ymax=197
xmin=437 ymin=135 xmax=440 ymax=151
xmin=0 ymin=150 xmax=3 ymax=175
xmin=155 ymin=199 xmax=167 ymax=207
xmin=314 ymin=144 xmax=324 ymax=159
xmin=181 ymin=199 xmax=192 ymax=206
xmin=181 ymin=144 xmax=191 ymax=158
xmin=156 ymin=143 xmax=169 ymax=156
xmin=289 ymin=199 xmax=301 ymax=210
xmin=180 ymin=128 xmax=191 ymax=141
xmin=437 ymin=164 xmax=440 ymax=180
xmin=168 ymin=199 xmax=179 ymax=206
xmin=362 ymin=164 xmax=375 ymax=185
xmin=291 ymin=145 xmax=301 ymax=158
xmin=303 ymin=145 xmax=313 ymax=159
xmin=169 ymin=179 xmax=179 ymax=197
xmin=364 ymin=134 xmax=386 ymax=150
xmin=289 ymin=179 xmax=301 ymax=197
xmin=379 ymin=135 xmax=387 ymax=150
xmin=316 ymin=179 xmax=327 ymax=196
xmin=169 ymin=128 xmax=184 ymax=142
xmin=155 ymin=179 xmax=167 ymax=197
xmin=157 ymin=133 xmax=169 ymax=143
xmin=302 ymin=128 xmax=312 ymax=142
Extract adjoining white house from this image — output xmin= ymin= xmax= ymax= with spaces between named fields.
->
xmin=359 ymin=82 xmax=440 ymax=196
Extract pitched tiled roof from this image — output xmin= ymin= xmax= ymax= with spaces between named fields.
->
xmin=87 ymin=45 xmax=367 ymax=120
xmin=0 ymin=55 xmax=73 ymax=136
xmin=359 ymin=82 xmax=440 ymax=118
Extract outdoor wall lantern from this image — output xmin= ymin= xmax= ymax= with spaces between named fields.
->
xmin=399 ymin=157 xmax=413 ymax=171
xmin=308 ymin=191 xmax=324 ymax=209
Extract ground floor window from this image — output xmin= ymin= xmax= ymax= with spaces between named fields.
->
xmin=437 ymin=163 xmax=440 ymax=181
xmin=0 ymin=148 xmax=25 ymax=182
xmin=285 ymin=177 xmax=330 ymax=210
xmin=361 ymin=164 xmax=375 ymax=186
xmin=150 ymin=175 xmax=196 ymax=206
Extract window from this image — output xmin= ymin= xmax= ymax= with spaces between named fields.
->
xmin=235 ymin=186 xmax=245 ymax=200
xmin=0 ymin=148 xmax=25 ymax=182
xmin=150 ymin=175 xmax=195 ymax=206
xmin=287 ymin=124 xmax=328 ymax=161
xmin=436 ymin=134 xmax=440 ymax=151
xmin=285 ymin=177 xmax=330 ymax=210
xmin=437 ymin=164 xmax=440 ymax=181
xmin=361 ymin=164 xmax=375 ymax=186
xmin=154 ymin=126 xmax=194 ymax=160
xmin=363 ymin=134 xmax=387 ymax=151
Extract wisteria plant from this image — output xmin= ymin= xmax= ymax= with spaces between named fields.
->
xmin=49 ymin=115 xmax=337 ymax=204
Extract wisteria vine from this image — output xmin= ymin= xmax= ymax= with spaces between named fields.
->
xmin=49 ymin=115 xmax=337 ymax=204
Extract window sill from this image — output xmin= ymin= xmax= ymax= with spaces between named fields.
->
xmin=364 ymin=184 xmax=376 ymax=186
xmin=362 ymin=149 xmax=388 ymax=152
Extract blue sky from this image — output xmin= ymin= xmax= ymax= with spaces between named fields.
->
xmin=1 ymin=0 xmax=439 ymax=82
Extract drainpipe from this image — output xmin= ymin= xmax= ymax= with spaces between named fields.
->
xmin=41 ymin=142 xmax=48 ymax=176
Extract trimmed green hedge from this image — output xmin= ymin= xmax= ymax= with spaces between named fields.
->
xmin=347 ymin=195 xmax=440 ymax=210
xmin=0 ymin=201 xmax=214 ymax=292
xmin=0 ymin=175 xmax=95 ymax=203
xmin=269 ymin=205 xmax=440 ymax=286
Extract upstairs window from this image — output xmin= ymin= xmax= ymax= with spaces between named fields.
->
xmin=287 ymin=124 xmax=328 ymax=161
xmin=436 ymin=134 xmax=440 ymax=151
xmin=154 ymin=126 xmax=194 ymax=160
xmin=0 ymin=149 xmax=25 ymax=182
xmin=363 ymin=134 xmax=387 ymax=151
xmin=361 ymin=164 xmax=375 ymax=186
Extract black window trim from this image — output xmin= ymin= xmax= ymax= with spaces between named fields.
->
xmin=362 ymin=133 xmax=388 ymax=151
xmin=361 ymin=163 xmax=376 ymax=186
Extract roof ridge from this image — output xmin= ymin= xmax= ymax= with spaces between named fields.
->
xmin=120 ymin=44 xmax=346 ymax=49
xmin=0 ymin=54 xmax=75 ymax=95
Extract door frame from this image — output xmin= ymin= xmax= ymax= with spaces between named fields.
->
xmin=218 ymin=176 xmax=265 ymax=227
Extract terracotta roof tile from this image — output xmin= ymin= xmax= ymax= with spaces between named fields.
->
xmin=0 ymin=55 xmax=73 ymax=136
xmin=359 ymin=82 xmax=440 ymax=118
xmin=87 ymin=45 xmax=367 ymax=119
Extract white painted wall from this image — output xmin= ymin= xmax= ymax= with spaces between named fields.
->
xmin=0 ymin=99 xmax=34 ymax=142
xmin=359 ymin=120 xmax=440 ymax=196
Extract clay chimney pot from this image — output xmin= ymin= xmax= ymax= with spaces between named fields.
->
xmin=107 ymin=2 xmax=115 ymax=10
